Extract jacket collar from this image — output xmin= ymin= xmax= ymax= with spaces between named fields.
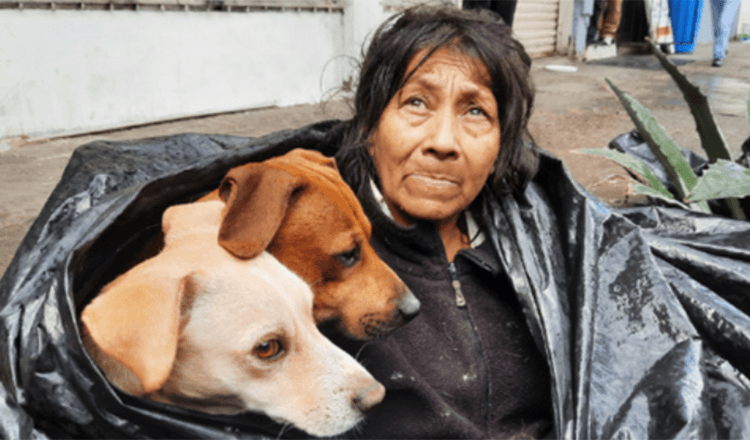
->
xmin=362 ymin=178 xmax=499 ymax=275
xmin=367 ymin=179 xmax=486 ymax=248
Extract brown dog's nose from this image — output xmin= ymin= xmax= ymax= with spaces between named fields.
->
xmin=397 ymin=289 xmax=420 ymax=322
xmin=352 ymin=381 xmax=386 ymax=412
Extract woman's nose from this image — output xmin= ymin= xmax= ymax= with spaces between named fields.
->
xmin=425 ymin=107 xmax=459 ymax=159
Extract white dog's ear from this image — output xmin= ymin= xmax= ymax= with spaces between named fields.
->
xmin=81 ymin=264 xmax=199 ymax=394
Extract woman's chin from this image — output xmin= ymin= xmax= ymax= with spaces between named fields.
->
xmin=393 ymin=198 xmax=465 ymax=225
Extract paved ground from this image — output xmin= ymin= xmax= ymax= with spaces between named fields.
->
xmin=2 ymin=41 xmax=750 ymax=277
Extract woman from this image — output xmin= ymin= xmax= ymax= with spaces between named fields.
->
xmin=332 ymin=4 xmax=750 ymax=439
xmin=333 ymin=5 xmax=553 ymax=438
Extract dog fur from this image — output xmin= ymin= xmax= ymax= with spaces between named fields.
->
xmin=203 ymin=148 xmax=420 ymax=339
xmin=81 ymin=200 xmax=385 ymax=437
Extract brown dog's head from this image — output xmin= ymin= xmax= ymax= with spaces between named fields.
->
xmin=217 ymin=148 xmax=419 ymax=340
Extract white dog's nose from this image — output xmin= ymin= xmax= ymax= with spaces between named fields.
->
xmin=352 ymin=380 xmax=386 ymax=412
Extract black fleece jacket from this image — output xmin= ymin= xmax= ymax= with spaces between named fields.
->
xmin=333 ymin=182 xmax=554 ymax=439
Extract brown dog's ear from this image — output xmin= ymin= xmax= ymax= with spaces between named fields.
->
xmin=270 ymin=148 xmax=373 ymax=237
xmin=218 ymin=164 xmax=305 ymax=259
xmin=81 ymin=265 xmax=197 ymax=395
xmin=284 ymin=148 xmax=339 ymax=171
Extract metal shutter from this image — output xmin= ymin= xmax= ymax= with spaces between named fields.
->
xmin=513 ymin=0 xmax=561 ymax=58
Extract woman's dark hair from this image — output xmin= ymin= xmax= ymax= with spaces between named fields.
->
xmin=336 ymin=3 xmax=539 ymax=197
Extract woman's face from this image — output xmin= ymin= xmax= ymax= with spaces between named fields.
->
xmin=369 ymin=47 xmax=500 ymax=227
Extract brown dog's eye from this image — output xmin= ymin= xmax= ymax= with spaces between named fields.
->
xmin=218 ymin=177 xmax=235 ymax=202
xmin=254 ymin=340 xmax=283 ymax=360
xmin=335 ymin=245 xmax=361 ymax=268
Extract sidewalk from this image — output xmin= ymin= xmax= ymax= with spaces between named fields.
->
xmin=2 ymin=41 xmax=750 ymax=276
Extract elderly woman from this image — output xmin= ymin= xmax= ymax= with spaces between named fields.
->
xmin=333 ymin=5 xmax=552 ymax=439
xmin=330 ymin=4 xmax=750 ymax=440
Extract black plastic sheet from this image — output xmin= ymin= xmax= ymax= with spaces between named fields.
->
xmin=1 ymin=121 xmax=750 ymax=438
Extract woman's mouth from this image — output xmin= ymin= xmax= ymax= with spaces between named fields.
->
xmin=408 ymin=173 xmax=459 ymax=188
xmin=404 ymin=173 xmax=461 ymax=199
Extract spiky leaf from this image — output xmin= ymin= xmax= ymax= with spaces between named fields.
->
xmin=648 ymin=41 xmax=733 ymax=162
xmin=604 ymin=79 xmax=708 ymax=216
xmin=686 ymin=159 xmax=750 ymax=202
xmin=580 ymin=148 xmax=691 ymax=209
xmin=632 ymin=184 xmax=691 ymax=210
xmin=580 ymin=148 xmax=672 ymax=196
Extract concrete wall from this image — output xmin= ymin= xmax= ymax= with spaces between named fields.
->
xmin=1 ymin=0 xmax=469 ymax=141
xmin=737 ymin=0 xmax=750 ymax=36
xmin=340 ymin=0 xmax=393 ymax=89
xmin=0 ymin=8 xmax=347 ymax=139
xmin=342 ymin=0 xmax=392 ymax=61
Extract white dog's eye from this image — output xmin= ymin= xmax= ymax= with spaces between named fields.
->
xmin=335 ymin=245 xmax=361 ymax=268
xmin=254 ymin=339 xmax=284 ymax=360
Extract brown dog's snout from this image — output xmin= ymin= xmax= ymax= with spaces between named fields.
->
xmin=352 ymin=381 xmax=386 ymax=412
xmin=397 ymin=289 xmax=420 ymax=322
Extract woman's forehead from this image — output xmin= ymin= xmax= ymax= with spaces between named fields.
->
xmin=404 ymin=46 xmax=491 ymax=87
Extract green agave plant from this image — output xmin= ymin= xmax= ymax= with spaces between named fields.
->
xmin=582 ymin=41 xmax=750 ymax=220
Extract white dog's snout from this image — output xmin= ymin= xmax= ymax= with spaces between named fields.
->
xmin=291 ymin=333 xmax=386 ymax=435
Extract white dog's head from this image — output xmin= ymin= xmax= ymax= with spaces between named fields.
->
xmin=81 ymin=200 xmax=384 ymax=437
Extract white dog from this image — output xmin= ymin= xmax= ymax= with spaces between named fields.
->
xmin=81 ymin=200 xmax=384 ymax=437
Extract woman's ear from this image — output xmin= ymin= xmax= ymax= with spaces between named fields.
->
xmin=366 ymin=132 xmax=376 ymax=157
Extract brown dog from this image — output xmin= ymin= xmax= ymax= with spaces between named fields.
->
xmin=82 ymin=200 xmax=385 ymax=436
xmin=203 ymin=148 xmax=419 ymax=340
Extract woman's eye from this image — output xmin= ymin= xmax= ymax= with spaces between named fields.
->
xmin=407 ymin=97 xmax=425 ymax=107
xmin=468 ymin=107 xmax=487 ymax=117
xmin=254 ymin=340 xmax=284 ymax=360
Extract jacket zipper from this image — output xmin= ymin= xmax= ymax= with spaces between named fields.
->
xmin=448 ymin=261 xmax=491 ymax=432
xmin=448 ymin=262 xmax=467 ymax=307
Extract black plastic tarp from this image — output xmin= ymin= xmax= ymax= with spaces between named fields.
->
xmin=1 ymin=120 xmax=750 ymax=438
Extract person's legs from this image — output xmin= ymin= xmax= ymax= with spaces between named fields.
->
xmin=596 ymin=0 xmax=609 ymax=42
xmin=711 ymin=0 xmax=726 ymax=62
xmin=712 ymin=0 xmax=741 ymax=61
xmin=600 ymin=0 xmax=623 ymax=42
